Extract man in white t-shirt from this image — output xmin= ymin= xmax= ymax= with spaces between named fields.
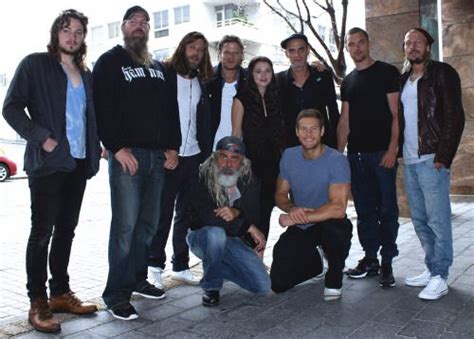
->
xmin=209 ymin=35 xmax=248 ymax=149
xmin=148 ymin=32 xmax=215 ymax=289
xmin=400 ymin=27 xmax=465 ymax=300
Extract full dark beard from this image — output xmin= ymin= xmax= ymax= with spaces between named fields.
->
xmin=124 ymin=34 xmax=149 ymax=64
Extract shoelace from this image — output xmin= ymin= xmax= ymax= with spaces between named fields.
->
xmin=63 ymin=291 xmax=82 ymax=306
xmin=35 ymin=300 xmax=54 ymax=320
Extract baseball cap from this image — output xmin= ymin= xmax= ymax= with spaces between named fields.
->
xmin=280 ymin=33 xmax=309 ymax=49
xmin=216 ymin=136 xmax=246 ymax=156
xmin=123 ymin=5 xmax=150 ymax=22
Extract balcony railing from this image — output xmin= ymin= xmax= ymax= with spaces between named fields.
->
xmin=216 ymin=17 xmax=254 ymax=28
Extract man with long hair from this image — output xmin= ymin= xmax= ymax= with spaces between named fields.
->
xmin=187 ymin=136 xmax=270 ymax=307
xmin=93 ymin=6 xmax=180 ymax=320
xmin=148 ymin=31 xmax=214 ymax=289
xmin=3 ymin=9 xmax=101 ymax=333
xmin=400 ymin=28 xmax=465 ymax=300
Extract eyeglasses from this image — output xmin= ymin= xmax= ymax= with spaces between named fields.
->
xmin=126 ymin=19 xmax=149 ymax=28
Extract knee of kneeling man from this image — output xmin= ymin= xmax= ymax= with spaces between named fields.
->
xmin=205 ymin=226 xmax=227 ymax=248
xmin=270 ymin=276 xmax=292 ymax=294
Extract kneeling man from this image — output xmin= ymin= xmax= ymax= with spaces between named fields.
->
xmin=187 ymin=136 xmax=271 ymax=307
xmin=271 ymin=109 xmax=352 ymax=301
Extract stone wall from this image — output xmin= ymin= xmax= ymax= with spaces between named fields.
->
xmin=365 ymin=0 xmax=474 ymax=215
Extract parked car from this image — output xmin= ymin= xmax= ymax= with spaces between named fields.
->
xmin=0 ymin=154 xmax=17 ymax=182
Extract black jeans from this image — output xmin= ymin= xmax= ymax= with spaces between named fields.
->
xmin=271 ymin=218 xmax=352 ymax=292
xmin=148 ymin=154 xmax=200 ymax=271
xmin=26 ymin=160 xmax=87 ymax=300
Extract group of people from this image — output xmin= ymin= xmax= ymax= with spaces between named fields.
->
xmin=2 ymin=5 xmax=465 ymax=334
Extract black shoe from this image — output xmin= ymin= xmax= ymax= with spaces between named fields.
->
xmin=108 ymin=303 xmax=139 ymax=320
xmin=202 ymin=290 xmax=220 ymax=307
xmin=347 ymin=257 xmax=380 ymax=278
xmin=379 ymin=263 xmax=396 ymax=288
xmin=133 ymin=283 xmax=166 ymax=299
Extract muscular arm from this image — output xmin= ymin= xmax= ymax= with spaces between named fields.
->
xmin=231 ymin=98 xmax=244 ymax=138
xmin=380 ymin=92 xmax=400 ymax=168
xmin=337 ymin=101 xmax=349 ymax=152
xmin=278 ymin=183 xmax=350 ymax=227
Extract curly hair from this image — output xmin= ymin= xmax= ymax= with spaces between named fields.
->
xmin=167 ymin=31 xmax=214 ymax=81
xmin=47 ymin=9 xmax=88 ymax=71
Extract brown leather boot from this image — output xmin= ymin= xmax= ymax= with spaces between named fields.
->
xmin=28 ymin=297 xmax=61 ymax=333
xmin=49 ymin=291 xmax=98 ymax=315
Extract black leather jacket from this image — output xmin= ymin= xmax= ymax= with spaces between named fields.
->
xmin=399 ymin=61 xmax=465 ymax=168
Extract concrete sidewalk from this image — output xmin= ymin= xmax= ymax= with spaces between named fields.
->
xmin=0 ymin=172 xmax=472 ymax=338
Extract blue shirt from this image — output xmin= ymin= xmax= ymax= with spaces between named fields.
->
xmin=65 ymin=75 xmax=86 ymax=159
xmin=279 ymin=146 xmax=350 ymax=229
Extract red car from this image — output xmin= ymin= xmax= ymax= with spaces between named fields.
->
xmin=0 ymin=154 xmax=17 ymax=182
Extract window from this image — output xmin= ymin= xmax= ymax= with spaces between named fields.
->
xmin=0 ymin=73 xmax=7 ymax=87
xmin=154 ymin=49 xmax=170 ymax=61
xmin=91 ymin=25 xmax=105 ymax=45
xmin=215 ymin=4 xmax=246 ymax=27
xmin=174 ymin=5 xmax=190 ymax=25
xmin=108 ymin=21 xmax=120 ymax=39
xmin=154 ymin=10 xmax=169 ymax=38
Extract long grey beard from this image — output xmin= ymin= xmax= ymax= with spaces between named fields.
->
xmin=217 ymin=172 xmax=239 ymax=188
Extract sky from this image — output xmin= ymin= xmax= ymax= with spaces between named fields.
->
xmin=0 ymin=0 xmax=144 ymax=71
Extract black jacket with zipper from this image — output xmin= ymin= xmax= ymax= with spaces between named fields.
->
xmin=2 ymin=52 xmax=101 ymax=178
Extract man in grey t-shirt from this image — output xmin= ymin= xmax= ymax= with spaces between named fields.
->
xmin=270 ymin=109 xmax=352 ymax=301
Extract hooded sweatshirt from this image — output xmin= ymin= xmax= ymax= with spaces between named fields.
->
xmin=93 ymin=45 xmax=180 ymax=154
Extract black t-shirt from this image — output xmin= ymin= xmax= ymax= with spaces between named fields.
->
xmin=340 ymin=61 xmax=399 ymax=153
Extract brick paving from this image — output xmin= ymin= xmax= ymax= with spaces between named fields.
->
xmin=0 ymin=146 xmax=473 ymax=337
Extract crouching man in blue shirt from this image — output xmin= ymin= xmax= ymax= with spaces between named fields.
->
xmin=271 ymin=109 xmax=353 ymax=301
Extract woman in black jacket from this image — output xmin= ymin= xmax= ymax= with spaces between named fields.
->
xmin=231 ymin=56 xmax=286 ymax=248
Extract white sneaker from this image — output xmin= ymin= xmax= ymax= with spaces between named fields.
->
xmin=148 ymin=266 xmax=164 ymax=289
xmin=315 ymin=246 xmax=328 ymax=279
xmin=418 ymin=275 xmax=449 ymax=300
xmin=323 ymin=288 xmax=342 ymax=301
xmin=171 ymin=269 xmax=200 ymax=285
xmin=405 ymin=269 xmax=431 ymax=287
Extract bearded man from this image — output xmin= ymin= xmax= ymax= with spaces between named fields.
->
xmin=148 ymin=32 xmax=214 ymax=289
xmin=400 ymin=28 xmax=465 ymax=300
xmin=93 ymin=6 xmax=180 ymax=320
xmin=186 ymin=136 xmax=270 ymax=307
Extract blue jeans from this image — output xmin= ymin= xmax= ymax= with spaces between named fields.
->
xmin=348 ymin=151 xmax=399 ymax=262
xmin=403 ymin=159 xmax=452 ymax=279
xmin=187 ymin=226 xmax=270 ymax=295
xmin=103 ymin=148 xmax=165 ymax=309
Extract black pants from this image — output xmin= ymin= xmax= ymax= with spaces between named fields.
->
xmin=26 ymin=160 xmax=87 ymax=300
xmin=271 ymin=218 xmax=352 ymax=292
xmin=148 ymin=154 xmax=200 ymax=271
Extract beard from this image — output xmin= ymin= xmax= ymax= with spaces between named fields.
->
xmin=407 ymin=50 xmax=427 ymax=65
xmin=60 ymin=46 xmax=80 ymax=56
xmin=217 ymin=168 xmax=239 ymax=187
xmin=123 ymin=31 xmax=150 ymax=65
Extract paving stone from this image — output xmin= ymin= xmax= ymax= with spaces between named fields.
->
xmin=373 ymin=307 xmax=418 ymax=326
xmin=398 ymin=319 xmax=447 ymax=338
xmin=348 ymin=320 xmax=403 ymax=338
xmin=140 ymin=304 xmax=186 ymax=322
xmin=138 ymin=317 xmax=194 ymax=337
xmin=447 ymin=310 xmax=474 ymax=335
xmin=58 ymin=317 xmax=103 ymax=336
xmin=64 ymin=329 xmax=108 ymax=338
xmin=163 ymin=329 xmax=204 ymax=338
xmin=167 ymin=293 xmax=202 ymax=309
xmin=88 ymin=318 xmax=151 ymax=337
